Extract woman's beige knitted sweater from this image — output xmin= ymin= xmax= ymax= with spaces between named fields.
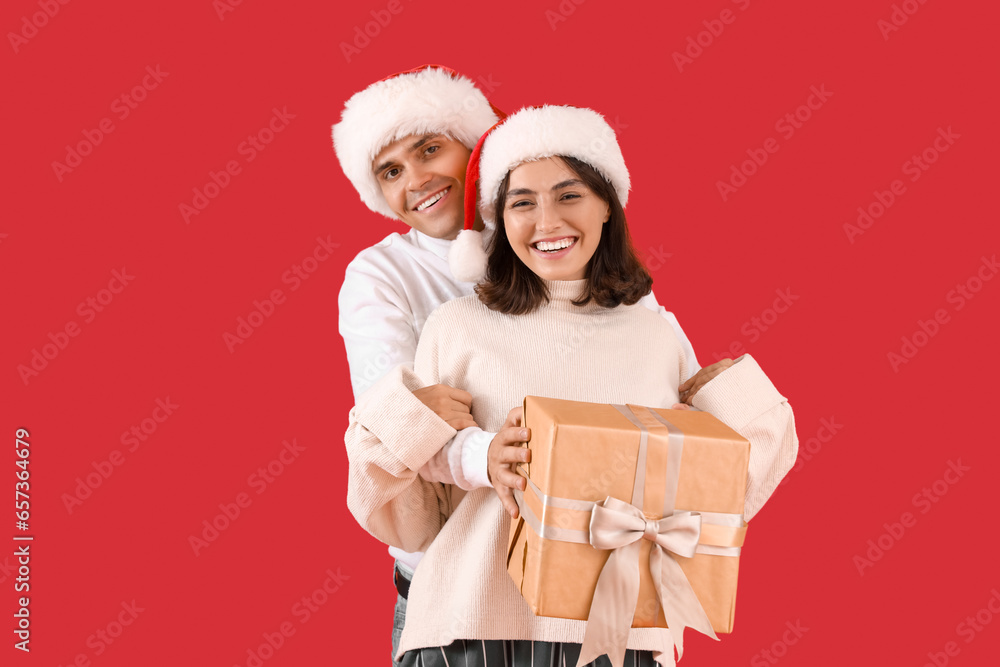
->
xmin=344 ymin=280 xmax=798 ymax=657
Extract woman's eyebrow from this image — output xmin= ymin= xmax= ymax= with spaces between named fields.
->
xmin=507 ymin=179 xmax=585 ymax=199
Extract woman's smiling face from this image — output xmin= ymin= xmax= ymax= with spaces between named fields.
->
xmin=502 ymin=157 xmax=610 ymax=282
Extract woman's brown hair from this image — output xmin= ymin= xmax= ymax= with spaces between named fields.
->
xmin=476 ymin=155 xmax=653 ymax=315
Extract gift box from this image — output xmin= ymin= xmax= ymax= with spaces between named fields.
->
xmin=506 ymin=395 xmax=749 ymax=655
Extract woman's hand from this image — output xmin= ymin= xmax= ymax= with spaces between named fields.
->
xmin=488 ymin=407 xmax=531 ymax=518
xmin=677 ymin=358 xmax=737 ymax=405
xmin=412 ymin=384 xmax=478 ymax=431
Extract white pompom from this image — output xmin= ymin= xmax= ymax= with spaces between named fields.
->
xmin=448 ymin=229 xmax=488 ymax=283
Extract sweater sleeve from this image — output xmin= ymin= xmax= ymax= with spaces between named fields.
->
xmin=418 ymin=427 xmax=496 ymax=490
xmin=338 ymin=255 xmax=419 ymax=401
xmin=344 ymin=364 xmax=460 ymax=552
xmin=689 ymin=354 xmax=798 ymax=521
xmin=640 ymin=291 xmax=701 ymax=379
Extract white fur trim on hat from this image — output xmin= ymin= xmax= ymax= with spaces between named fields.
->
xmin=332 ymin=67 xmax=500 ymax=220
xmin=477 ymin=106 xmax=630 ymax=227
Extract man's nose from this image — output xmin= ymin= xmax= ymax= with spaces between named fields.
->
xmin=405 ymin=163 xmax=433 ymax=193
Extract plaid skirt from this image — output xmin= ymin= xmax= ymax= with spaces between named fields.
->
xmin=398 ymin=640 xmax=656 ymax=667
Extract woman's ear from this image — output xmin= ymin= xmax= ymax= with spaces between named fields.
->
xmin=603 ymin=202 xmax=611 ymax=223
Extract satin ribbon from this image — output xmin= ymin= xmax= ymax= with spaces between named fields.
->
xmin=572 ymin=404 xmax=720 ymax=667
xmin=576 ymin=497 xmax=717 ymax=667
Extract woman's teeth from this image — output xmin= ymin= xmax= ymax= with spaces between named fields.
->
xmin=535 ymin=238 xmax=575 ymax=252
xmin=415 ymin=188 xmax=449 ymax=211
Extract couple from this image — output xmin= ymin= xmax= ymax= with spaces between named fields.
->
xmin=333 ymin=65 xmax=798 ymax=667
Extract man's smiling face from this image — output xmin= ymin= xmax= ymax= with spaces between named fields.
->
xmin=372 ymin=133 xmax=472 ymax=239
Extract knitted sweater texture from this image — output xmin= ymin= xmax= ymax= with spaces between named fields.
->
xmin=343 ymin=280 xmax=798 ymax=656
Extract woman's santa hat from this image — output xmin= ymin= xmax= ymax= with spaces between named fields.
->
xmin=449 ymin=105 xmax=631 ymax=283
xmin=332 ymin=64 xmax=504 ymax=221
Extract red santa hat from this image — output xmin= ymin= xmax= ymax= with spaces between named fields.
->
xmin=332 ymin=64 xmax=504 ymax=221
xmin=449 ymin=105 xmax=631 ymax=283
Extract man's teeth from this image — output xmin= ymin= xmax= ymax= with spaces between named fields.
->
xmin=416 ymin=188 xmax=448 ymax=211
xmin=535 ymin=238 xmax=575 ymax=252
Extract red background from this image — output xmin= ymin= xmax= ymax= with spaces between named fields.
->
xmin=3 ymin=0 xmax=998 ymax=665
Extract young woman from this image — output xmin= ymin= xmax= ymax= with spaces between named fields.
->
xmin=344 ymin=105 xmax=798 ymax=666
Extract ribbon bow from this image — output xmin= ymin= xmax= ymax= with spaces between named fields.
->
xmin=576 ymin=497 xmax=718 ymax=667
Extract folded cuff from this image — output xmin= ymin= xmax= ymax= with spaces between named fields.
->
xmin=691 ymin=354 xmax=786 ymax=429
xmin=462 ymin=429 xmax=496 ymax=490
xmin=356 ymin=365 xmax=457 ymax=471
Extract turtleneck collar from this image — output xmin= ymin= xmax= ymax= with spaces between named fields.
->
xmin=410 ymin=229 xmax=452 ymax=260
xmin=541 ymin=279 xmax=603 ymax=313
xmin=539 ymin=279 xmax=645 ymax=314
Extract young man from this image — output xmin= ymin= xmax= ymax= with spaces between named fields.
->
xmin=333 ymin=65 xmax=704 ymax=663
xmin=333 ymin=65 xmax=503 ymax=665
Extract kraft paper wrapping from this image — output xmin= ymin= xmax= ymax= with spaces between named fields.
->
xmin=506 ymin=396 xmax=750 ymax=633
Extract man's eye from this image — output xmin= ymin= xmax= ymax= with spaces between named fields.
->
xmin=384 ymin=168 xmax=400 ymax=180
xmin=425 ymin=145 xmax=439 ymax=155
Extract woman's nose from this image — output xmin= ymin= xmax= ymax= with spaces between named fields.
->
xmin=535 ymin=202 xmax=560 ymax=232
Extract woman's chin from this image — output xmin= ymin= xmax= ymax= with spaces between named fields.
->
xmin=531 ymin=268 xmax=586 ymax=281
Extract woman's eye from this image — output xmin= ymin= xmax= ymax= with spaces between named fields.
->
xmin=511 ymin=200 xmax=532 ymax=209
xmin=425 ymin=145 xmax=439 ymax=156
xmin=561 ymin=192 xmax=581 ymax=201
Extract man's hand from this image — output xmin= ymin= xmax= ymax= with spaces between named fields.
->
xmin=678 ymin=358 xmax=737 ymax=405
xmin=412 ymin=384 xmax=477 ymax=430
xmin=488 ymin=407 xmax=531 ymax=518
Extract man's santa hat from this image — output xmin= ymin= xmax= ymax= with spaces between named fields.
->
xmin=449 ymin=105 xmax=631 ymax=282
xmin=332 ymin=64 xmax=504 ymax=221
